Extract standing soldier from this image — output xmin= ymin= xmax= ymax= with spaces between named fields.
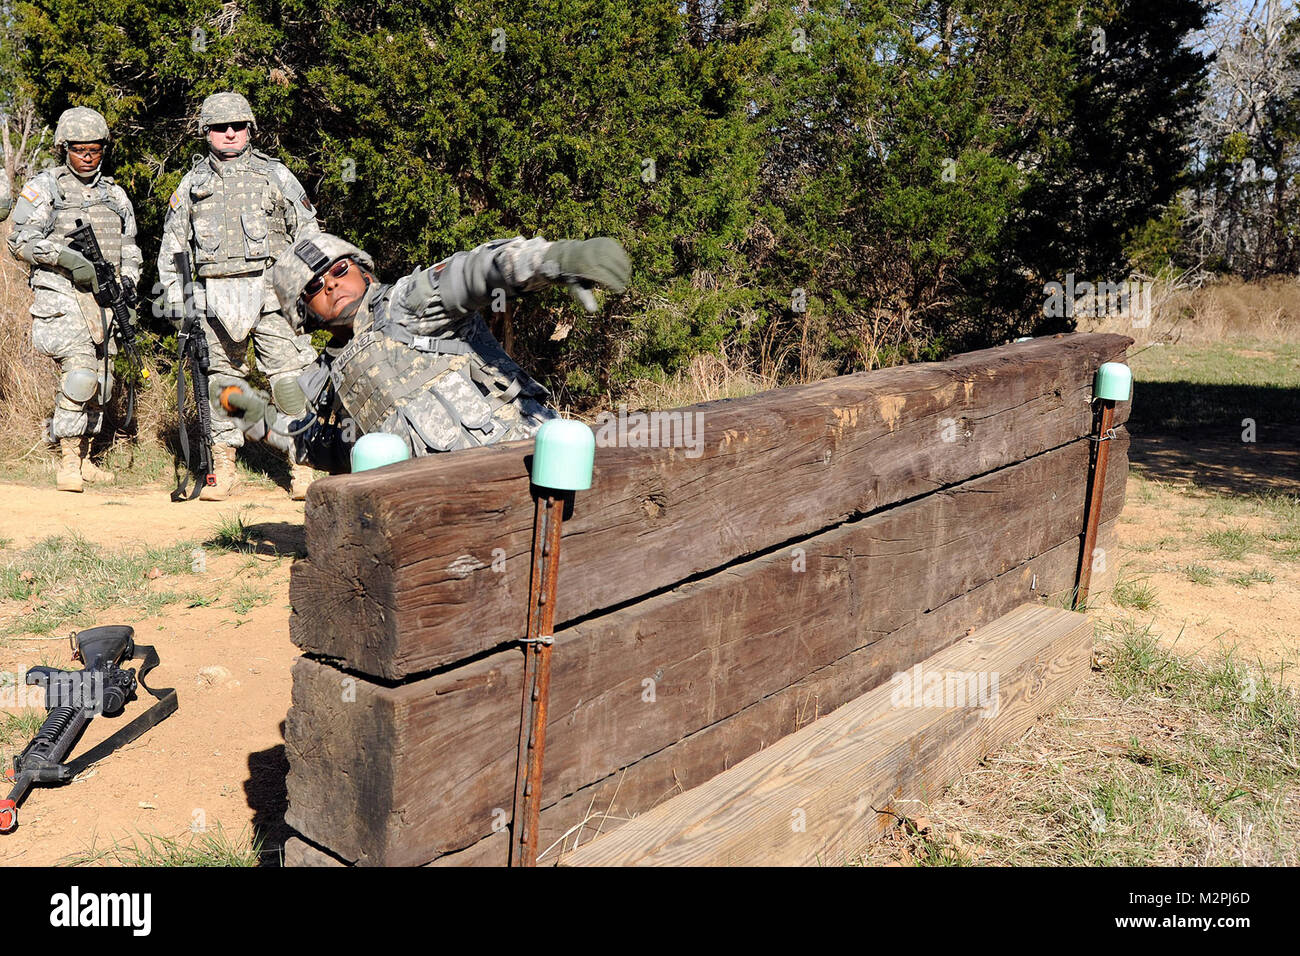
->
xmin=6 ymin=107 xmax=141 ymax=492
xmin=157 ymin=91 xmax=320 ymax=501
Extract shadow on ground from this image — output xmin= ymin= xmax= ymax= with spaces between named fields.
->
xmin=1127 ymin=381 xmax=1300 ymax=496
xmin=202 ymin=520 xmax=307 ymax=558
xmin=246 ymin=730 xmax=292 ymax=867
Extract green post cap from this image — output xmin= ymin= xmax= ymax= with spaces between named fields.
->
xmin=1094 ymin=362 xmax=1133 ymax=402
xmin=531 ymin=419 xmax=595 ymax=491
xmin=350 ymin=432 xmax=411 ymax=473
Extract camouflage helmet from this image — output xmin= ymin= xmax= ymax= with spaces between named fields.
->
xmin=199 ymin=92 xmax=257 ymax=131
xmin=54 ymin=107 xmax=110 ymax=149
xmin=274 ymin=233 xmax=375 ymax=327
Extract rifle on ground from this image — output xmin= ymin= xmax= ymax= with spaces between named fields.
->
xmin=0 ymin=625 xmax=178 ymax=834
xmin=172 ymin=251 xmax=216 ymax=500
xmin=66 ymin=219 xmax=150 ymax=429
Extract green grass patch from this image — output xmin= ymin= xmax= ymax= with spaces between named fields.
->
xmin=962 ymin=623 xmax=1299 ymax=865
xmin=0 ymin=709 xmax=48 ymax=773
xmin=1204 ymin=528 xmax=1256 ymax=561
xmin=98 ymin=439 xmax=177 ymax=488
xmin=0 ymin=533 xmax=198 ymax=638
xmin=1275 ymin=541 xmax=1300 ymax=562
xmin=1112 ymin=577 xmax=1160 ymax=612
xmin=859 ymin=621 xmax=1300 ymax=865
xmin=64 ymin=823 xmax=262 ymax=867
xmin=228 ymin=582 xmax=271 ymax=615
xmin=1130 ymin=474 xmax=1158 ymax=504
xmin=208 ymin=510 xmax=255 ymax=553
xmin=1228 ymin=568 xmax=1275 ymax=588
xmin=1183 ymin=564 xmax=1218 ymax=586
xmin=1 ymin=709 xmax=47 ymax=747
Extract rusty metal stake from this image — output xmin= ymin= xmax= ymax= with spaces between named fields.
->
xmin=510 ymin=491 xmax=566 ymax=866
xmin=1074 ymin=399 xmax=1116 ymax=609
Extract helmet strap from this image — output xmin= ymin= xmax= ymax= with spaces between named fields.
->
xmin=210 ymin=141 xmax=252 ymax=161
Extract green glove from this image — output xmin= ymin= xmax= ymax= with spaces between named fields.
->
xmin=57 ymin=247 xmax=99 ymax=293
xmin=542 ymin=238 xmax=631 ymax=312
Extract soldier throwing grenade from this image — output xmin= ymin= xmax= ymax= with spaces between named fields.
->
xmin=157 ymin=91 xmax=321 ymax=501
xmin=224 ymin=232 xmax=630 ymax=472
xmin=7 ymin=107 xmax=141 ymax=492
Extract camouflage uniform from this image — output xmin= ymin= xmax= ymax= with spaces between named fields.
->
xmin=267 ymin=233 xmax=629 ymax=472
xmin=6 ymin=108 xmax=141 ymax=490
xmin=156 ymin=92 xmax=320 ymax=499
xmin=0 ymin=170 xmax=12 ymax=221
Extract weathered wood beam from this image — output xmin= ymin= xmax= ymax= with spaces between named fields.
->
xmin=433 ymin=519 xmax=1118 ymax=867
xmin=283 ymin=520 xmax=1117 ymax=868
xmin=290 ymin=334 xmax=1132 ymax=678
xmin=285 ymin=435 xmax=1126 ymax=865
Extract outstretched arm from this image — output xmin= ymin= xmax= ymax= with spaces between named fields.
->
xmin=394 ymin=235 xmax=630 ymax=333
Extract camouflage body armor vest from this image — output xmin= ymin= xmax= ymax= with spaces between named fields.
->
xmin=188 ymin=151 xmax=291 ymax=278
xmin=320 ymin=283 xmax=554 ymax=454
xmin=36 ymin=168 xmax=128 ymax=291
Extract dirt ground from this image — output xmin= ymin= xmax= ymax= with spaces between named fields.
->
xmin=0 ymin=481 xmax=303 ymax=866
xmin=1118 ymin=433 xmax=1300 ymax=682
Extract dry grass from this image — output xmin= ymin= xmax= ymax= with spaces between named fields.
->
xmin=1080 ymin=273 xmax=1300 ymax=348
xmin=612 ymin=346 xmax=785 ymax=413
xmin=0 ymin=220 xmax=58 ymax=463
xmin=856 ymin=619 xmax=1300 ymax=866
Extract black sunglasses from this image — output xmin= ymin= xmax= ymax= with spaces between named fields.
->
xmin=208 ymin=122 xmax=249 ymax=134
xmin=304 ymin=258 xmax=352 ymax=298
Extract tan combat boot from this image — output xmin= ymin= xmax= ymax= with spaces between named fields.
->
xmin=56 ymin=439 xmax=84 ymax=493
xmin=79 ymin=437 xmax=116 ymax=484
xmin=199 ymin=444 xmax=241 ymax=501
xmin=289 ymin=462 xmax=317 ymax=501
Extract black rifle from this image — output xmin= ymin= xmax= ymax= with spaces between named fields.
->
xmin=0 ymin=625 xmax=178 ymax=834
xmin=66 ymin=219 xmax=150 ymax=429
xmin=172 ymin=251 xmax=216 ymax=500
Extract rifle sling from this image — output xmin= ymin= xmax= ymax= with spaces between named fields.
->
xmin=62 ymin=643 xmax=178 ymax=779
xmin=171 ymin=327 xmax=205 ymax=501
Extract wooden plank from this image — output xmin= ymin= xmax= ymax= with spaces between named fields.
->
xmin=282 ymin=837 xmax=345 ymax=867
xmin=286 ymin=520 xmax=1116 ymax=868
xmin=432 ymin=518 xmax=1117 ymax=866
xmin=560 ymin=603 xmax=1092 ymax=866
xmin=291 ymin=334 xmax=1132 ymax=678
xmin=283 ymin=521 xmax=1117 ymax=867
xmin=284 ymin=436 xmax=1127 ymax=865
